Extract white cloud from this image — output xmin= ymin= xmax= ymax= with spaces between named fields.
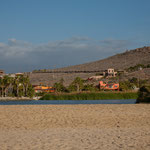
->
xmin=0 ymin=39 xmax=34 ymax=57
xmin=8 ymin=38 xmax=17 ymax=45
xmin=99 ymin=39 xmax=134 ymax=50
xmin=0 ymin=37 xmax=141 ymax=73
xmin=0 ymin=43 xmax=6 ymax=47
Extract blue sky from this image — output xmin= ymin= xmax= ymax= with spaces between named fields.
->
xmin=0 ymin=0 xmax=150 ymax=73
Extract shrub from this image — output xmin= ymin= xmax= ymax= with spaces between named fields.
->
xmin=137 ymin=85 xmax=150 ymax=103
xmin=40 ymin=92 xmax=138 ymax=100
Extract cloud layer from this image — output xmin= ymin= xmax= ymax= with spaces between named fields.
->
xmin=0 ymin=37 xmax=141 ymax=73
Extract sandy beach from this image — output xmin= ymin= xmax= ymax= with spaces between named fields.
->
xmin=0 ymin=104 xmax=150 ymax=150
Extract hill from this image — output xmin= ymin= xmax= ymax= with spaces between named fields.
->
xmin=29 ymin=46 xmax=150 ymax=86
xmin=49 ymin=46 xmax=150 ymax=71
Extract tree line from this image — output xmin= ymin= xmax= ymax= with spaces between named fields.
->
xmin=53 ymin=77 xmax=149 ymax=93
xmin=0 ymin=75 xmax=34 ymax=97
xmin=53 ymin=77 xmax=99 ymax=93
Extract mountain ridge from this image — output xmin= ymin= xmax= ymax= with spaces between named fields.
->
xmin=47 ymin=46 xmax=150 ymax=71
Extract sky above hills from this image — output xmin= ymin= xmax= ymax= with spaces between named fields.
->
xmin=0 ymin=0 xmax=150 ymax=73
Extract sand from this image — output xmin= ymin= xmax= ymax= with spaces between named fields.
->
xmin=0 ymin=104 xmax=150 ymax=150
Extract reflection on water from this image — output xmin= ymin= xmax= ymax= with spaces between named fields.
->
xmin=0 ymin=99 xmax=137 ymax=105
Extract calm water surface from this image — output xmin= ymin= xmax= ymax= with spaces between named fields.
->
xmin=0 ymin=99 xmax=137 ymax=105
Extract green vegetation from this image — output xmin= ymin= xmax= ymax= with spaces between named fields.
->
xmin=53 ymin=77 xmax=98 ymax=93
xmin=83 ymin=84 xmax=99 ymax=92
xmin=0 ymin=75 xmax=34 ymax=98
xmin=137 ymin=85 xmax=150 ymax=103
xmin=32 ymin=69 xmax=47 ymax=73
xmin=68 ymin=77 xmax=84 ymax=92
xmin=53 ymin=78 xmax=67 ymax=92
xmin=41 ymin=76 xmax=146 ymax=100
xmin=119 ymin=77 xmax=148 ymax=91
xmin=52 ymin=76 xmax=148 ymax=94
xmin=126 ymin=63 xmax=150 ymax=72
xmin=40 ymin=92 xmax=138 ymax=100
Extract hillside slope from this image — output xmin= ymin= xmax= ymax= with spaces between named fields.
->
xmin=30 ymin=46 xmax=150 ymax=86
xmin=51 ymin=46 xmax=150 ymax=71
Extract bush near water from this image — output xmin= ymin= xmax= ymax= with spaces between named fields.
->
xmin=137 ymin=85 xmax=150 ymax=103
xmin=40 ymin=92 xmax=138 ymax=100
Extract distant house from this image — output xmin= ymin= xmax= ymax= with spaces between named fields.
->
xmin=88 ymin=75 xmax=103 ymax=81
xmin=88 ymin=68 xmax=117 ymax=81
xmin=103 ymin=68 xmax=117 ymax=78
xmin=15 ymin=73 xmax=24 ymax=76
xmin=33 ymin=85 xmax=55 ymax=93
xmin=99 ymin=81 xmax=119 ymax=90
xmin=0 ymin=70 xmax=4 ymax=75
xmin=0 ymin=70 xmax=5 ymax=78
xmin=9 ymin=74 xmax=16 ymax=78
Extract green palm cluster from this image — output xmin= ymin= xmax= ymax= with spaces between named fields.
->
xmin=0 ymin=75 xmax=34 ymax=98
xmin=53 ymin=77 xmax=97 ymax=93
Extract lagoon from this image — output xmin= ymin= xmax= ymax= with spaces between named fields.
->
xmin=0 ymin=99 xmax=137 ymax=105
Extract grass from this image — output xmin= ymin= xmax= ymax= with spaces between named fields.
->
xmin=40 ymin=92 xmax=138 ymax=100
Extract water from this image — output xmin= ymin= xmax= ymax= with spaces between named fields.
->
xmin=0 ymin=99 xmax=137 ymax=105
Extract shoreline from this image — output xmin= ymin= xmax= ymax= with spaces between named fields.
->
xmin=0 ymin=97 xmax=40 ymax=101
xmin=0 ymin=97 xmax=137 ymax=101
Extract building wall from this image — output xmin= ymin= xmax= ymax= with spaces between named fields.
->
xmin=99 ymin=81 xmax=119 ymax=90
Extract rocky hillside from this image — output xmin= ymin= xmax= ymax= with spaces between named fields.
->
xmin=29 ymin=46 xmax=150 ymax=86
xmin=50 ymin=46 xmax=150 ymax=71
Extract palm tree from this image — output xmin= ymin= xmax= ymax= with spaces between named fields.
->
xmin=3 ymin=76 xmax=13 ymax=97
xmin=19 ymin=75 xmax=26 ymax=96
xmin=23 ymin=75 xmax=30 ymax=96
xmin=0 ymin=74 xmax=34 ymax=98
xmin=17 ymin=75 xmax=31 ymax=97
xmin=0 ymin=77 xmax=5 ymax=97
xmin=14 ymin=76 xmax=20 ymax=97
xmin=72 ymin=77 xmax=84 ymax=92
